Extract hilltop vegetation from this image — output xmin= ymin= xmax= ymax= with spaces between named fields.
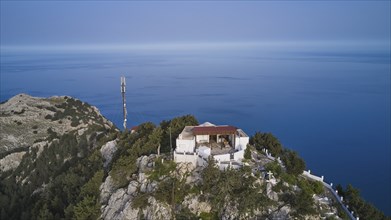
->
xmin=0 ymin=94 xmax=389 ymax=220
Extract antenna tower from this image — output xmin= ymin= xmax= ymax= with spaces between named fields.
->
xmin=121 ymin=76 xmax=127 ymax=130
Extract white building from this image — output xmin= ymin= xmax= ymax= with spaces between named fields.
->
xmin=174 ymin=122 xmax=249 ymax=169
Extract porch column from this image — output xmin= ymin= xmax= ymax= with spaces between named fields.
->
xmin=233 ymin=133 xmax=236 ymax=148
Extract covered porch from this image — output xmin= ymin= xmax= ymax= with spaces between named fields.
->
xmin=193 ymin=125 xmax=238 ymax=156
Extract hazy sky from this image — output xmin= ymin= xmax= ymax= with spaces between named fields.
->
xmin=1 ymin=1 xmax=390 ymax=49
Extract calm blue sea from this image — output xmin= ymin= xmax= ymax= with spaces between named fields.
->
xmin=1 ymin=46 xmax=390 ymax=215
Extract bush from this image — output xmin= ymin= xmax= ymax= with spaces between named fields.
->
xmin=110 ymin=154 xmax=138 ymax=188
xmin=244 ymin=145 xmax=252 ymax=160
xmin=45 ymin=106 xmax=57 ymax=112
xmin=132 ymin=193 xmax=151 ymax=209
xmin=175 ymin=208 xmax=198 ymax=220
xmin=310 ymin=180 xmax=324 ymax=195
xmin=70 ymin=119 xmax=79 ymax=127
xmin=199 ymin=212 xmax=219 ymax=220
xmin=79 ymin=170 xmax=104 ymax=198
xmin=280 ymin=172 xmax=297 ymax=185
xmin=337 ymin=184 xmax=388 ymax=220
xmin=148 ymin=159 xmax=176 ymax=181
xmin=73 ymin=196 xmax=100 ymax=220
xmin=13 ymin=109 xmax=25 ymax=115
xmin=250 ymin=132 xmax=283 ymax=156
xmin=264 ymin=161 xmax=282 ymax=176
xmin=281 ymin=149 xmax=305 ymax=176
xmin=160 ymin=115 xmax=198 ymax=153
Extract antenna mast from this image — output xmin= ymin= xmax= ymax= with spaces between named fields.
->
xmin=121 ymin=76 xmax=127 ymax=130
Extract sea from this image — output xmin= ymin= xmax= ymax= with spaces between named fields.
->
xmin=1 ymin=44 xmax=390 ymax=215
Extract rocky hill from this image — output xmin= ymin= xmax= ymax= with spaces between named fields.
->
xmin=0 ymin=93 xmax=114 ymax=172
xmin=0 ymin=94 xmax=388 ymax=220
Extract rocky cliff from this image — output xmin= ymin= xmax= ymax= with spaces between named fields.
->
xmin=0 ymin=94 xmax=375 ymax=220
xmin=0 ymin=93 xmax=114 ymax=172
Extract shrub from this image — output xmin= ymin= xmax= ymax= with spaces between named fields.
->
xmin=281 ymin=149 xmax=305 ymax=176
xmin=110 ymin=154 xmax=138 ymax=188
xmin=73 ymin=196 xmax=100 ymax=220
xmin=13 ymin=109 xmax=25 ymax=115
xmin=310 ymin=180 xmax=324 ymax=195
xmin=132 ymin=193 xmax=151 ymax=209
xmin=250 ymin=132 xmax=283 ymax=156
xmin=199 ymin=212 xmax=219 ymax=220
xmin=45 ymin=106 xmax=57 ymax=112
xmin=264 ymin=161 xmax=282 ymax=176
xmin=160 ymin=115 xmax=198 ymax=153
xmin=244 ymin=145 xmax=252 ymax=160
xmin=148 ymin=158 xmax=176 ymax=181
xmin=70 ymin=119 xmax=79 ymax=127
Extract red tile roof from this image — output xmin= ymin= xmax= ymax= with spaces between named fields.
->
xmin=130 ymin=126 xmax=138 ymax=131
xmin=192 ymin=125 xmax=237 ymax=135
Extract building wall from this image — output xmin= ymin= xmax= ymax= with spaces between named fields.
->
xmin=235 ymin=137 xmax=249 ymax=150
xmin=213 ymin=153 xmax=231 ymax=162
xmin=196 ymin=135 xmax=209 ymax=143
xmin=174 ymin=152 xmax=197 ymax=167
xmin=218 ymin=163 xmax=241 ymax=170
xmin=176 ymin=139 xmax=195 ymax=153
xmin=233 ymin=150 xmax=244 ymax=161
xmin=198 ymin=146 xmax=211 ymax=159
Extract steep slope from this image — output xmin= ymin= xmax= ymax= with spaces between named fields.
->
xmin=0 ymin=94 xmax=388 ymax=220
xmin=0 ymin=93 xmax=113 ymax=153
xmin=0 ymin=94 xmax=118 ymax=219
xmin=0 ymin=93 xmax=114 ymax=171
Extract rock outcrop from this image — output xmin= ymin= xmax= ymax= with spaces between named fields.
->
xmin=0 ymin=151 xmax=26 ymax=172
xmin=0 ymin=93 xmax=114 ymax=154
xmin=100 ymin=154 xmax=172 ymax=220
xmin=0 ymin=94 xmax=352 ymax=220
xmin=182 ymin=194 xmax=212 ymax=215
xmin=100 ymin=140 xmax=117 ymax=168
xmin=0 ymin=93 xmax=116 ymax=172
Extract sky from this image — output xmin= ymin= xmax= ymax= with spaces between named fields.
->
xmin=1 ymin=1 xmax=390 ymax=50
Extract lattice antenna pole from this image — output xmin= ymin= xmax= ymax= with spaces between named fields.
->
xmin=121 ymin=76 xmax=127 ymax=130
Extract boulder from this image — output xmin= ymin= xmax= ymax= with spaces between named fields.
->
xmin=127 ymin=181 xmax=139 ymax=196
xmin=100 ymin=140 xmax=117 ymax=168
xmin=143 ymin=197 xmax=172 ymax=220
xmin=137 ymin=156 xmax=150 ymax=173
xmin=0 ymin=151 xmax=26 ymax=172
xmin=100 ymin=175 xmax=116 ymax=204
xmin=182 ymin=194 xmax=211 ymax=215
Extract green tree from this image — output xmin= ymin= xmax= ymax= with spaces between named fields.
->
xmin=79 ymin=170 xmax=104 ymax=198
xmin=281 ymin=149 xmax=305 ymax=176
xmin=110 ymin=154 xmax=138 ymax=188
xmin=336 ymin=184 xmax=389 ymax=220
xmin=264 ymin=161 xmax=282 ymax=176
xmin=201 ymin=157 xmax=220 ymax=193
xmin=250 ymin=132 xmax=283 ymax=156
xmin=160 ymin=115 xmax=198 ymax=153
xmin=73 ymin=196 xmax=100 ymax=220
xmin=37 ymin=203 xmax=54 ymax=220
xmin=244 ymin=145 xmax=252 ymax=160
xmin=142 ymin=127 xmax=163 ymax=155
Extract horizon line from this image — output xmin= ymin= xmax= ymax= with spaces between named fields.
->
xmin=1 ymin=40 xmax=390 ymax=52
